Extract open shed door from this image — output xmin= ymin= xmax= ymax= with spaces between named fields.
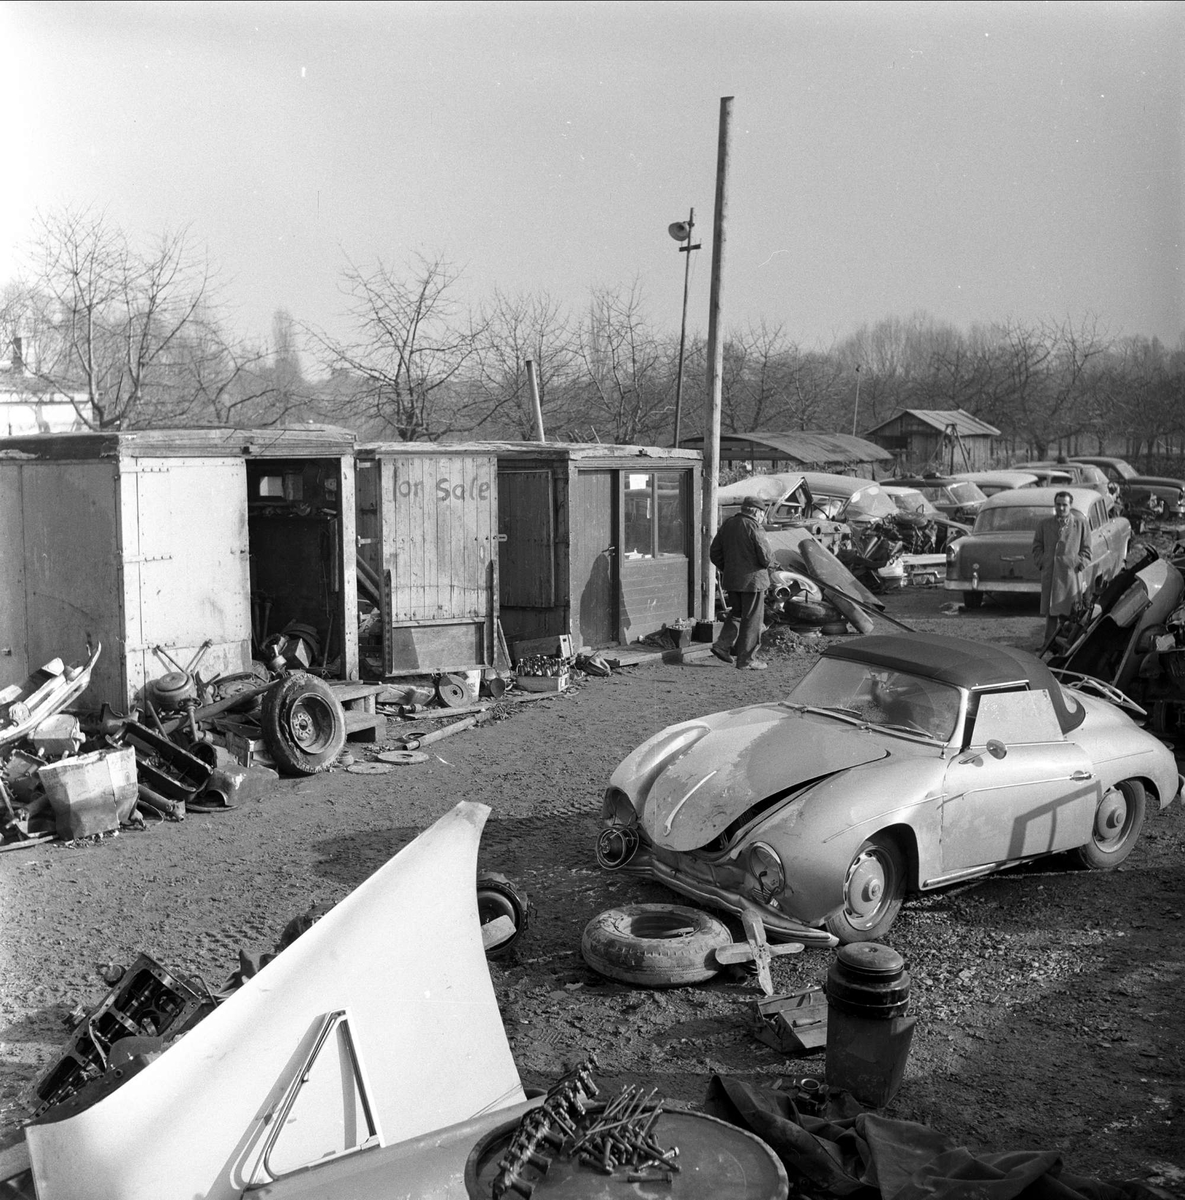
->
xmin=118 ymin=457 xmax=251 ymax=704
xmin=379 ymin=453 xmax=498 ymax=674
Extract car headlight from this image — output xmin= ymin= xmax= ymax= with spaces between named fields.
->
xmin=602 ymin=787 xmax=637 ymax=827
xmin=747 ymin=842 xmax=785 ymax=898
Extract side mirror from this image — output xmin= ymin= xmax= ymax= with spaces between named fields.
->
xmin=986 ymin=739 xmax=1007 ymax=759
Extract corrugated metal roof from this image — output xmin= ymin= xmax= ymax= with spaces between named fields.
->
xmin=679 ymin=431 xmax=892 ymax=465
xmin=865 ymin=409 xmax=1001 ymax=438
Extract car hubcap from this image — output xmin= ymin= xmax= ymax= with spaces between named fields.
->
xmin=1094 ymin=787 xmax=1128 ymax=847
xmin=291 ymin=698 xmax=333 ymax=752
xmin=846 ymin=852 xmax=887 ymax=923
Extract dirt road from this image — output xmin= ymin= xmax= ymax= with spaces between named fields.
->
xmin=1 ymin=585 xmax=1182 ymax=1190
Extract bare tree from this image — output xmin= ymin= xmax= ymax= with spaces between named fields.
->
xmin=464 ymin=289 xmax=577 ymax=438
xmin=572 ymin=282 xmax=671 ymax=444
xmin=22 ymin=206 xmax=212 ymax=429
xmin=308 ymin=252 xmax=483 ymax=441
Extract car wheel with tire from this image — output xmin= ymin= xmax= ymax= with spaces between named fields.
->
xmin=825 ymin=834 xmax=907 ymax=943
xmin=477 ymin=872 xmax=532 ymax=959
xmin=1072 ymin=780 xmax=1145 ymax=870
xmin=581 ymin=903 xmax=733 ymax=986
xmin=261 ymin=673 xmax=347 ymax=776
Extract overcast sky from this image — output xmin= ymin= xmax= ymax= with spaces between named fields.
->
xmin=2 ymin=0 xmax=1181 ymax=353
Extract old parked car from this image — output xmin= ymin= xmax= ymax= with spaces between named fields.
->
xmin=951 ymin=470 xmax=1040 ymax=497
xmin=595 ymin=634 xmax=1180 ymax=944
xmin=892 ymin=474 xmax=987 ymax=523
xmin=881 ymin=484 xmax=970 ymax=553
xmin=1069 ymin=457 xmax=1185 ymax=520
xmin=943 ymin=486 xmax=1131 ymax=610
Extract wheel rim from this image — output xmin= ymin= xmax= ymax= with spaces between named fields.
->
xmin=842 ymin=844 xmax=899 ymax=931
xmin=1093 ymin=785 xmax=1132 ymax=851
xmin=288 ymin=696 xmax=337 ymax=753
xmin=477 ymin=892 xmax=518 ymax=927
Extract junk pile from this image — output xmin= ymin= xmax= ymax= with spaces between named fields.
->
xmin=1046 ymin=540 xmax=1185 ymax=742
xmin=0 ymin=632 xmax=354 ymax=849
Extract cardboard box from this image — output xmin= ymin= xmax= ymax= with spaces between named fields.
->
xmin=513 ymin=635 xmax=574 ymax=662
xmin=515 ymin=672 xmax=570 ymax=693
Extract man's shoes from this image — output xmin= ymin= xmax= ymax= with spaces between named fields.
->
xmin=710 ymin=645 xmax=732 ymax=664
xmin=739 ymin=660 xmax=768 ymax=671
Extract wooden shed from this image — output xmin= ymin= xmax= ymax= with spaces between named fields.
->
xmin=0 ymin=427 xmax=359 ymax=710
xmin=488 ymin=443 xmax=702 ymax=652
xmin=354 ymin=444 xmax=503 ymax=676
xmin=862 ymin=409 xmax=1001 ymax=473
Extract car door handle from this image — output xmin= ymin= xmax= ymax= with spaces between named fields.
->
xmin=1070 ymin=770 xmax=1093 ymax=781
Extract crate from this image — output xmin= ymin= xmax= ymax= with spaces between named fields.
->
xmin=515 ymin=671 xmax=570 ymax=693
xmin=39 ymin=747 xmax=137 ymax=838
xmin=513 ymin=635 xmax=575 ymax=663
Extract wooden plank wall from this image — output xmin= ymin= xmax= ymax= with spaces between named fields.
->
xmin=383 ymin=453 xmax=497 ymax=623
xmin=619 ymin=556 xmax=690 ymax=644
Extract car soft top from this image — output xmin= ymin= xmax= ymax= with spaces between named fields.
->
xmin=823 ymin=634 xmax=1085 ymax=733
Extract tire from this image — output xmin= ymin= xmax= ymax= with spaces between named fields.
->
xmin=581 ymin=903 xmax=733 ymax=987
xmin=1072 ymin=780 xmax=1146 ymax=870
xmin=784 ymin=599 xmax=841 ymax=625
xmin=824 ymin=834 xmax=907 ymax=943
xmin=963 ymin=591 xmax=984 ymax=610
xmin=477 ymin=872 xmax=532 ymax=959
xmin=261 ymin=673 xmax=347 ymax=776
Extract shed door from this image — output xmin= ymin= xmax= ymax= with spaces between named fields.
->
xmin=381 ymin=454 xmax=497 ymax=674
xmin=0 ymin=465 xmax=28 ymax=688
xmin=119 ymin=458 xmax=251 ymax=705
xmin=498 ymin=471 xmax=555 ymax=607
xmin=572 ymin=470 xmax=617 ymax=648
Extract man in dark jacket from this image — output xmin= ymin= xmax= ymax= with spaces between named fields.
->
xmin=709 ymin=497 xmax=775 ymax=670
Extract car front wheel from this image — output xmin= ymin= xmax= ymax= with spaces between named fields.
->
xmin=1072 ymin=780 xmax=1146 ymax=870
xmin=825 ymin=834 xmax=906 ymax=943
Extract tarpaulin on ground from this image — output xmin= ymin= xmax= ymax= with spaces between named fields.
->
xmin=704 ymin=1076 xmax=1167 ymax=1200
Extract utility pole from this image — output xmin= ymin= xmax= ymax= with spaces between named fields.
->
xmin=525 ymin=360 xmax=545 ymax=441
xmin=700 ymin=96 xmax=733 ymax=623
xmin=851 ymin=364 xmax=862 ymax=436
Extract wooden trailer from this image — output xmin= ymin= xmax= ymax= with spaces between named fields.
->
xmin=490 ymin=443 xmax=702 ymax=652
xmin=0 ymin=427 xmax=360 ymax=711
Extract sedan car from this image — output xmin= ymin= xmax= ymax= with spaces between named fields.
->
xmin=1068 ymin=456 xmax=1185 ymax=518
xmin=881 ymin=484 xmax=970 ymax=552
xmin=943 ymin=486 xmax=1131 ymax=609
xmin=892 ymin=475 xmax=988 ymax=523
xmin=595 ymin=634 xmax=1180 ymax=945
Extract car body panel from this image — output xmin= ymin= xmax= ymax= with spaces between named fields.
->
xmin=944 ymin=487 xmax=1131 ymax=597
xmin=716 ymin=474 xmax=849 ymax=548
xmin=25 ymin=802 xmax=527 ymax=1200
xmin=597 ymin=634 xmax=1179 ymax=944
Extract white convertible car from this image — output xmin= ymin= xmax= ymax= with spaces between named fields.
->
xmin=596 ymin=634 xmax=1181 ymax=944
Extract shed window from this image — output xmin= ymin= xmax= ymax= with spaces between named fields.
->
xmin=623 ymin=471 xmax=689 ymax=559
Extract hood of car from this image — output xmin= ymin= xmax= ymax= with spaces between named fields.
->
xmin=635 ymin=707 xmax=890 ymax=851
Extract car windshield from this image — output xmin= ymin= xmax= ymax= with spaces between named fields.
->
xmin=946 ymin=481 xmax=985 ymax=504
xmin=973 ymin=505 xmax=1051 ymax=533
xmin=788 ymin=658 xmax=962 ymax=741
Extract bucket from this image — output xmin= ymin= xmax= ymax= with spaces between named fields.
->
xmin=824 ymin=942 xmax=916 ymax=1107
xmin=39 ymin=747 xmax=137 ymax=839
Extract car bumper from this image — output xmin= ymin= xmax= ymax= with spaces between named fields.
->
xmin=610 ymin=850 xmax=839 ymax=948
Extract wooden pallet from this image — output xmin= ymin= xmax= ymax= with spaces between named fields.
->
xmin=329 ymin=681 xmax=387 ymax=742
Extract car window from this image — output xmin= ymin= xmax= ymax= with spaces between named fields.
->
xmin=973 ymin=505 xmax=1048 ymax=533
xmin=966 ymin=688 xmax=1062 ymax=746
xmin=1088 ymin=502 xmax=1102 ymax=530
xmin=947 ymin=482 xmax=985 ymax=504
xmin=789 ymin=657 xmax=962 ymax=741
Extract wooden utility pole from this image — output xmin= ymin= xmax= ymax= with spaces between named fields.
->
xmin=700 ymin=96 xmax=733 ymax=622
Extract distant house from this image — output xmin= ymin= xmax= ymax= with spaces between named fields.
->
xmin=0 ymin=338 xmax=94 ymax=435
xmin=861 ymin=409 xmax=1000 ymax=473
xmin=678 ymin=430 xmax=893 ymax=476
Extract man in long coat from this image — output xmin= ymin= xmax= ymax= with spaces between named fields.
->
xmin=1031 ymin=490 xmax=1091 ymax=650
xmin=709 ymin=497 xmax=775 ymax=670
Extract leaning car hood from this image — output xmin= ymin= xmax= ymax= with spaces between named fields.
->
xmin=638 ymin=708 xmax=889 ymax=851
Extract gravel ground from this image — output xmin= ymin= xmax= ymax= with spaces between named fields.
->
xmin=1 ymin=583 xmax=1182 ymax=1193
